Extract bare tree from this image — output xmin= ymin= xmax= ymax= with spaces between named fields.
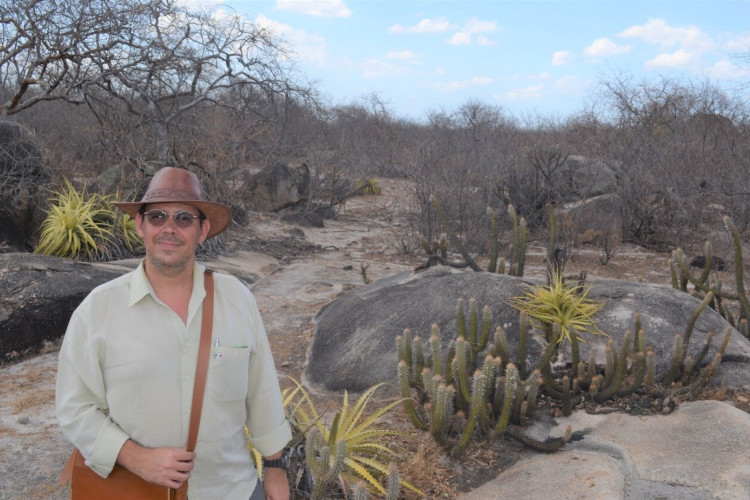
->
xmin=1 ymin=0 xmax=307 ymax=163
xmin=0 ymin=0 xmax=141 ymax=114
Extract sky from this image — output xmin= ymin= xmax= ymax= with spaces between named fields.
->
xmin=205 ymin=1 xmax=750 ymax=121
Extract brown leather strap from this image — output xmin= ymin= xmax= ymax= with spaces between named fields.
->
xmin=58 ymin=448 xmax=76 ymax=485
xmin=186 ymin=270 xmax=214 ymax=452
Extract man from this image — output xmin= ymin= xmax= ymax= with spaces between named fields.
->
xmin=56 ymin=167 xmax=291 ymax=500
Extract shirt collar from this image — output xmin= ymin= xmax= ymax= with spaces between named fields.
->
xmin=128 ymin=260 xmax=206 ymax=308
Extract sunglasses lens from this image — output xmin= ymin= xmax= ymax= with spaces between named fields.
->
xmin=174 ymin=212 xmax=196 ymax=228
xmin=147 ymin=210 xmax=168 ymax=226
xmin=144 ymin=209 xmax=197 ymax=228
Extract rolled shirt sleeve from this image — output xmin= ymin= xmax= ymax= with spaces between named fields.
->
xmin=56 ymin=301 xmax=130 ymax=477
xmin=244 ymin=289 xmax=292 ymax=456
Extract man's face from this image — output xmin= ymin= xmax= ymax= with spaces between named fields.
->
xmin=135 ymin=202 xmax=211 ymax=277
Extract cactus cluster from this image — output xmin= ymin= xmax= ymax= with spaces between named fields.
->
xmin=397 ymin=298 xmax=571 ymax=456
xmin=424 ymin=197 xmax=530 ymax=276
xmin=486 ymin=205 xmax=528 ymax=276
xmin=670 ymin=215 xmax=750 ymax=338
xmin=398 ymin=292 xmax=731 ymax=455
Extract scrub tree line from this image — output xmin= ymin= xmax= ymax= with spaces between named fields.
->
xmin=2 ymin=0 xmax=750 ymax=257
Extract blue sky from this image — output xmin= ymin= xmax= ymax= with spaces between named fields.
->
xmin=209 ymin=1 xmax=750 ymax=121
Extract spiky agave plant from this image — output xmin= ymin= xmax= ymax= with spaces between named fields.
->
xmin=509 ymin=270 xmax=606 ymax=346
xmin=270 ymin=378 xmax=423 ymax=498
xmin=35 ymin=179 xmax=113 ymax=260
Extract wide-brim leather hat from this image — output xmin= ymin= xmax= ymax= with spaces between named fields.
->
xmin=113 ymin=167 xmax=231 ymax=239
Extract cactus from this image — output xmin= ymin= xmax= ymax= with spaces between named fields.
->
xmin=562 ymin=376 xmax=571 ymax=416
xmin=509 ymin=204 xmax=519 ymax=272
xmin=538 ymin=324 xmax=564 ymax=399
xmin=398 ymin=361 xmax=428 ymax=431
xmin=430 ymin=326 xmax=443 ymax=377
xmin=681 ymin=292 xmax=713 ymax=360
xmin=353 ymin=481 xmax=369 ymax=500
xmin=429 ymin=195 xmax=482 ymax=271
xmin=723 ymin=216 xmax=750 ymax=321
xmin=487 ymin=207 xmax=499 ymax=273
xmin=516 ymin=217 xmax=527 ymax=277
xmin=455 ymin=338 xmax=472 ymax=409
xmin=669 ymin=217 xmax=750 ymax=327
xmin=546 ymin=203 xmax=556 ymax=266
xmin=454 ymin=370 xmax=487 ymax=456
xmin=662 ymin=334 xmax=684 ymax=386
xmin=518 ymin=311 xmax=529 ymax=378
xmin=645 ymin=348 xmax=655 ymax=386
xmin=386 ymin=463 xmax=400 ymax=500
xmin=307 ymin=428 xmax=347 ymax=499
xmin=493 ymin=363 xmax=518 ymax=438
xmin=494 ymin=325 xmax=510 ymax=366
xmin=525 ymin=371 xmax=541 ymax=419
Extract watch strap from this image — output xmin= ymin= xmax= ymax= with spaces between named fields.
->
xmin=263 ymin=458 xmax=285 ymax=468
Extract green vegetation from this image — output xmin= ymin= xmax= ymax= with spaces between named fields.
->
xmin=249 ymin=377 xmax=423 ymax=499
xmin=34 ymin=179 xmax=114 ymax=260
xmin=670 ymin=215 xmax=750 ymax=337
xmin=509 ymin=270 xmax=606 ymax=347
xmin=34 ymin=179 xmax=143 ymax=261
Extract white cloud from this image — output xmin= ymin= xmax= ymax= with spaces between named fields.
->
xmin=619 ymin=18 xmax=713 ymax=52
xmin=435 ymin=77 xmax=493 ymax=92
xmin=725 ymin=32 xmax=750 ymax=51
xmin=276 ymin=0 xmax=352 ymax=18
xmin=465 ymin=18 xmax=497 ymax=34
xmin=645 ymin=49 xmax=697 ymax=68
xmin=255 ymin=14 xmax=327 ymax=65
xmin=706 ymin=60 xmax=750 ymax=80
xmin=552 ymin=51 xmax=573 ymax=66
xmin=500 ymin=84 xmax=544 ymax=101
xmin=475 ymin=35 xmax=497 ymax=47
xmin=385 ymin=50 xmax=419 ymax=61
xmin=552 ymin=75 xmax=589 ymax=94
xmin=447 ymin=32 xmax=472 ymax=46
xmin=584 ymin=38 xmax=632 ymax=57
xmin=361 ymin=58 xmax=412 ymax=79
xmin=389 ymin=18 xmax=455 ymax=34
xmin=528 ymin=72 xmax=551 ymax=81
xmin=434 ymin=66 xmax=447 ymax=75
xmin=446 ymin=17 xmax=498 ymax=46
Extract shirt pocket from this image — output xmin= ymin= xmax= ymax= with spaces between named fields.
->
xmin=207 ymin=346 xmax=250 ymax=402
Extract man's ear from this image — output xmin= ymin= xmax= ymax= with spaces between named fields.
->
xmin=135 ymin=214 xmax=145 ymax=238
xmin=199 ymin=219 xmax=211 ymax=243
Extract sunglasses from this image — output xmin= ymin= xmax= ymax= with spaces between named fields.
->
xmin=142 ymin=209 xmax=201 ymax=229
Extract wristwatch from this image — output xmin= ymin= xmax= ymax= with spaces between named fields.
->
xmin=263 ymin=455 xmax=289 ymax=469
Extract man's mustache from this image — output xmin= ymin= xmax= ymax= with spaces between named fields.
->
xmin=154 ymin=235 xmax=185 ymax=245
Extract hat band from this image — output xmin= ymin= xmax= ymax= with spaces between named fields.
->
xmin=141 ymin=188 xmax=205 ymax=203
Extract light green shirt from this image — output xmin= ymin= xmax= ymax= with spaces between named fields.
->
xmin=56 ymin=261 xmax=292 ymax=500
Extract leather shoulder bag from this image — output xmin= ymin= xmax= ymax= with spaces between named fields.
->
xmin=59 ymin=270 xmax=215 ymax=500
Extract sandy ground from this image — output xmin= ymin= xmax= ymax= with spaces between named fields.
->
xmin=2 ymin=178 xmax=739 ymax=499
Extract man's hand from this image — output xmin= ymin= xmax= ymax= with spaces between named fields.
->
xmin=117 ymin=439 xmax=196 ymax=489
xmin=263 ymin=466 xmax=289 ymax=500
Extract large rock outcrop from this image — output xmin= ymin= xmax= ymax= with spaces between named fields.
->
xmin=241 ymin=161 xmax=310 ymax=212
xmin=558 ymin=155 xmax=619 ymax=200
xmin=459 ymin=400 xmax=750 ymax=499
xmin=0 ymin=253 xmax=126 ymax=359
xmin=555 ymin=193 xmax=623 ymax=248
xmin=306 ymin=266 xmax=750 ymax=393
xmin=0 ymin=121 xmax=50 ymax=250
